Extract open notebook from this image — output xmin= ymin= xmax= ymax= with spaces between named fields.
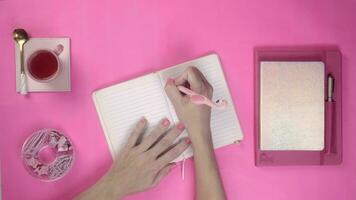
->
xmin=93 ymin=54 xmax=243 ymax=161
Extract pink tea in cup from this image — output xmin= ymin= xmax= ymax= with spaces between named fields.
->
xmin=28 ymin=50 xmax=59 ymax=80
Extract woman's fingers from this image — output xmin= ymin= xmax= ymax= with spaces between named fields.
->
xmin=137 ymin=118 xmax=171 ymax=152
xmin=175 ymin=67 xmax=204 ymax=92
xmin=149 ymin=122 xmax=185 ymax=157
xmin=152 ymin=163 xmax=176 ymax=187
xmin=131 ymin=118 xmax=189 ymax=168
xmin=174 ymin=66 xmax=213 ymax=98
xmin=164 ymin=78 xmax=183 ymax=106
xmin=125 ymin=117 xmax=147 ymax=149
xmin=157 ymin=138 xmax=190 ymax=167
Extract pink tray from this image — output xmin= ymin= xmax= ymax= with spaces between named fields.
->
xmin=254 ymin=47 xmax=342 ymax=166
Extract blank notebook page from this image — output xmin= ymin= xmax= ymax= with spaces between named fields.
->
xmin=260 ymin=61 xmax=325 ymax=151
xmin=93 ymin=73 xmax=172 ymax=157
xmin=159 ymin=54 xmax=243 ymax=159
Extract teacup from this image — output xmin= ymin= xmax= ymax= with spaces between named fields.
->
xmin=27 ymin=44 xmax=64 ymax=82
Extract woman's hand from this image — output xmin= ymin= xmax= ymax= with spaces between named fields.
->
xmin=76 ymin=118 xmax=190 ymax=200
xmin=165 ymin=66 xmax=226 ymax=200
xmin=164 ymin=66 xmax=213 ymax=143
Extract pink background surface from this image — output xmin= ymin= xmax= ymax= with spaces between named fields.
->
xmin=1 ymin=0 xmax=356 ymax=199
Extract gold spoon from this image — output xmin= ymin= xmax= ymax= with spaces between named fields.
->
xmin=13 ymin=29 xmax=29 ymax=95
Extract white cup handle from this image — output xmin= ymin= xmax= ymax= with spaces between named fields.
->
xmin=53 ymin=44 xmax=64 ymax=56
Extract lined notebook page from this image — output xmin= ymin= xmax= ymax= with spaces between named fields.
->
xmin=93 ymin=74 xmax=173 ymax=158
xmin=158 ymin=54 xmax=243 ymax=160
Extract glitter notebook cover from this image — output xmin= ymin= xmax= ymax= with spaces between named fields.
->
xmin=254 ymin=47 xmax=342 ymax=166
xmin=260 ymin=61 xmax=325 ymax=151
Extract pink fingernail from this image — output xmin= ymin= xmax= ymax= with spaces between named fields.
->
xmin=140 ymin=117 xmax=146 ymax=123
xmin=166 ymin=78 xmax=175 ymax=85
xmin=177 ymin=122 xmax=185 ymax=131
xmin=185 ymin=138 xmax=191 ymax=144
xmin=162 ymin=118 xmax=170 ymax=127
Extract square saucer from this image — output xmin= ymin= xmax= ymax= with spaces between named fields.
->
xmin=15 ymin=38 xmax=71 ymax=92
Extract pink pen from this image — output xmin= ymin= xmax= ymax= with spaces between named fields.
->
xmin=177 ymin=86 xmax=228 ymax=109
